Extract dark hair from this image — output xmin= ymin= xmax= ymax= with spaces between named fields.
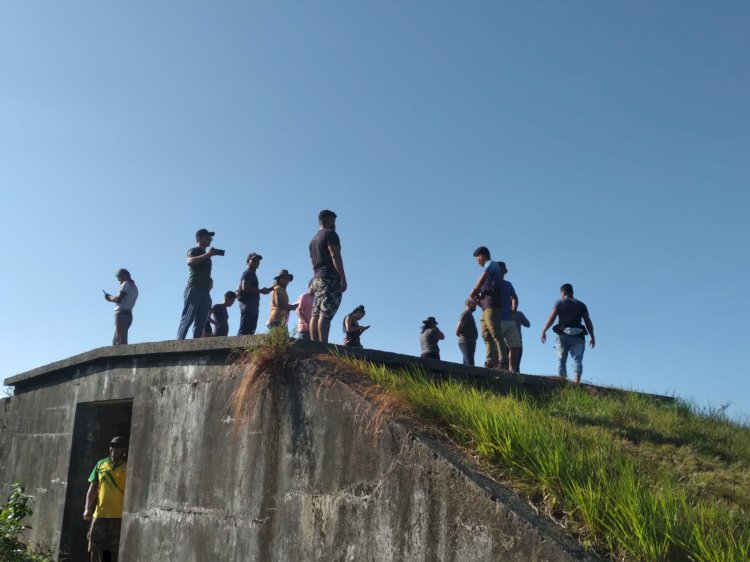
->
xmin=473 ymin=246 xmax=490 ymax=259
xmin=319 ymin=209 xmax=337 ymax=222
xmin=116 ymin=268 xmax=131 ymax=280
xmin=560 ymin=283 xmax=574 ymax=296
xmin=342 ymin=305 xmax=365 ymax=333
xmin=224 ymin=291 xmax=236 ymax=299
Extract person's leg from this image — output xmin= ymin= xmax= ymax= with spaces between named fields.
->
xmin=317 ymin=279 xmax=342 ymax=344
xmin=480 ymin=309 xmax=498 ymax=368
xmin=177 ymin=287 xmax=201 ymax=339
xmin=501 ymin=321 xmax=521 ymax=373
xmin=318 ymin=316 xmax=332 ymax=343
xmin=310 ymin=315 xmax=320 ymax=341
xmin=310 ymin=279 xmax=325 ymax=341
xmin=458 ymin=341 xmax=471 ymax=365
xmin=192 ymin=290 xmax=211 ymax=339
xmin=516 ymin=346 xmax=523 ymax=372
xmin=467 ymin=340 xmax=476 ymax=366
xmin=113 ymin=312 xmax=120 ymax=346
xmin=498 ymin=337 xmax=509 ymax=370
xmin=569 ymin=338 xmax=586 ymax=383
xmin=485 ymin=308 xmax=505 ymax=369
xmin=555 ymin=335 xmax=570 ymax=377
xmin=120 ymin=313 xmax=132 ymax=345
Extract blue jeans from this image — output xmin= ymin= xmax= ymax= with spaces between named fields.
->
xmin=458 ymin=340 xmax=476 ymax=366
xmin=237 ymin=302 xmax=259 ymax=335
xmin=555 ymin=334 xmax=585 ymax=379
xmin=177 ymin=286 xmax=211 ymax=339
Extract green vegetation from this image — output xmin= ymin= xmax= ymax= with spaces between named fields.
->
xmin=344 ymin=358 xmax=750 ymax=562
xmin=0 ymin=483 xmax=53 ymax=562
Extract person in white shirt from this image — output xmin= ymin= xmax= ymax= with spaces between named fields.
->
xmin=104 ymin=269 xmax=139 ymax=345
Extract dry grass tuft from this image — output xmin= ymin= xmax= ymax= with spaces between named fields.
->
xmin=227 ymin=327 xmax=299 ymax=434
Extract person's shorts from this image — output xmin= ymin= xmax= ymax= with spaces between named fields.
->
xmin=500 ymin=320 xmax=521 ymax=348
xmin=88 ymin=517 xmax=121 ymax=554
xmin=312 ymin=277 xmax=342 ymax=319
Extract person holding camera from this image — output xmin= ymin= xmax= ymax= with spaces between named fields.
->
xmin=177 ymin=228 xmax=224 ymax=339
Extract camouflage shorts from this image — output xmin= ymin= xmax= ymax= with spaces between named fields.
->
xmin=312 ymin=277 xmax=342 ymax=319
xmin=88 ymin=517 xmax=121 ymax=557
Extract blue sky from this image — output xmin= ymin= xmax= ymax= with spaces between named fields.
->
xmin=2 ymin=2 xmax=748 ymax=420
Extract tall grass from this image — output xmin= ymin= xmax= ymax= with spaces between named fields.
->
xmin=346 ymin=358 xmax=750 ymax=562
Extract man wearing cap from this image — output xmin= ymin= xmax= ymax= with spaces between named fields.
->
xmin=309 ymin=210 xmax=347 ymax=343
xmin=177 ymin=229 xmax=224 ymax=339
xmin=83 ymin=436 xmax=128 ymax=562
xmin=237 ymin=252 xmax=272 ymax=336
xmin=267 ymin=269 xmax=299 ymax=330
xmin=104 ymin=269 xmax=138 ymax=345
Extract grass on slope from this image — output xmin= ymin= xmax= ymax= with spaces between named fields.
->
xmin=343 ymin=357 xmax=750 ymax=562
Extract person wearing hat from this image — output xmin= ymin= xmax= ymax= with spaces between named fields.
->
xmin=309 ymin=209 xmax=347 ymax=343
xmin=83 ymin=436 xmax=129 ymax=562
xmin=237 ymin=252 xmax=272 ymax=335
xmin=177 ymin=228 xmax=224 ymax=339
xmin=420 ymin=317 xmax=445 ymax=360
xmin=267 ymin=269 xmax=299 ymax=330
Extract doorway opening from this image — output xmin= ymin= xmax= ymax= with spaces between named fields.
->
xmin=59 ymin=400 xmax=133 ymax=562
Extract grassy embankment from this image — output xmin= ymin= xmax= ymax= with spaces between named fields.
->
xmin=341 ymin=356 xmax=750 ymax=562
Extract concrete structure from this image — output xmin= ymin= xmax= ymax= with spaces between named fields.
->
xmin=1 ymin=338 xmax=604 ymax=561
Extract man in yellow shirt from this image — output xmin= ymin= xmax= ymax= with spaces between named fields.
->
xmin=83 ymin=436 xmax=128 ymax=562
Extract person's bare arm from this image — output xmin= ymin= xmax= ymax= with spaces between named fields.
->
xmin=436 ymin=328 xmax=445 ymax=341
xmin=187 ymin=249 xmax=216 ymax=266
xmin=540 ymin=309 xmax=558 ymax=343
xmin=583 ymin=313 xmax=596 ymax=348
xmin=470 ymin=272 xmax=488 ymax=299
xmin=517 ymin=311 xmax=531 ymax=328
xmin=329 ymin=244 xmax=347 ymax=292
xmin=83 ymin=482 xmax=98 ymax=521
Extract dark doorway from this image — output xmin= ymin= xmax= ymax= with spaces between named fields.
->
xmin=59 ymin=400 xmax=133 ymax=562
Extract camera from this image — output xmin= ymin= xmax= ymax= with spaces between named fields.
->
xmin=212 ymin=248 xmax=225 ymax=256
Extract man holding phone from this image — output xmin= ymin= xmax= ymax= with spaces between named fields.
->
xmin=177 ymin=228 xmax=224 ymax=339
xmin=103 ymin=269 xmax=138 ymax=345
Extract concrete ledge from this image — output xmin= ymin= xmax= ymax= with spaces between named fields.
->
xmin=4 ymin=336 xmax=673 ymax=404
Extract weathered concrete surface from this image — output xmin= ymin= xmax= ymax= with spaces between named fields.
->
xmin=1 ymin=338 xmax=606 ymax=561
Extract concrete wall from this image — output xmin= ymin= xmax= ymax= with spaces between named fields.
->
xmin=1 ymin=338 xmax=602 ymax=561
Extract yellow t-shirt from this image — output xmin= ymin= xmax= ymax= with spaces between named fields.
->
xmin=88 ymin=458 xmax=127 ymax=519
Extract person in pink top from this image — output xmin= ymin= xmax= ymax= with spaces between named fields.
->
xmin=294 ymin=281 xmax=315 ymax=340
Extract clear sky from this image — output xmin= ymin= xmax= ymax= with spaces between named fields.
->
xmin=2 ymin=2 xmax=748 ymax=420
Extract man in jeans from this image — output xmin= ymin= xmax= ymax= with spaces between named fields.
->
xmin=237 ymin=253 xmax=271 ymax=335
xmin=455 ymin=299 xmax=478 ymax=366
xmin=469 ymin=246 xmax=505 ymax=369
xmin=104 ymin=269 xmax=138 ymax=345
xmin=177 ymin=228 xmax=223 ymax=339
xmin=540 ymin=283 xmax=596 ymax=383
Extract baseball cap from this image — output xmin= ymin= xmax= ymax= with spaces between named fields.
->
xmin=196 ymin=228 xmax=215 ymax=238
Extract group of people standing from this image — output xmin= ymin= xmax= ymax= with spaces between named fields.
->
xmin=417 ymin=245 xmax=596 ymax=382
xmin=104 ymin=211 xmax=596 ymax=382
